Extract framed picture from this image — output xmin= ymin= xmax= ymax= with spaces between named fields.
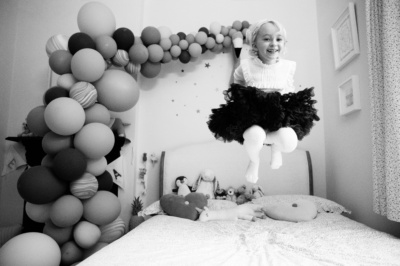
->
xmin=331 ymin=2 xmax=360 ymax=70
xmin=338 ymin=75 xmax=361 ymax=116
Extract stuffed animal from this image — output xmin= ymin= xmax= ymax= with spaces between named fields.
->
xmin=226 ymin=187 xmax=237 ymax=203
xmin=215 ymin=188 xmax=227 ymax=200
xmin=262 ymin=199 xmax=317 ymax=222
xmin=160 ymin=192 xmax=208 ymax=221
xmin=236 ymin=184 xmax=251 ymax=205
xmin=250 ymin=185 xmax=265 ymax=199
xmin=172 ymin=176 xmax=192 ymax=196
xmin=192 ymin=169 xmax=219 ymax=199
xmin=196 ymin=203 xmax=266 ymax=222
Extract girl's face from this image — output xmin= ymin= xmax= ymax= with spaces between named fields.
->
xmin=254 ymin=22 xmax=286 ymax=64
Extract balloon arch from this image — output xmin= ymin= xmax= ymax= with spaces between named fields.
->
xmin=0 ymin=2 xmax=250 ymax=265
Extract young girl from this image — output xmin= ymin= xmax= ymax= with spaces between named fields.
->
xmin=208 ymin=19 xmax=319 ymax=183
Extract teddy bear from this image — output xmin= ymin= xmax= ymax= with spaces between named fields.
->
xmin=250 ymin=185 xmax=265 ymax=199
xmin=225 ymin=187 xmax=237 ymax=203
xmin=192 ymin=169 xmax=220 ymax=199
xmin=235 ymin=184 xmax=252 ymax=205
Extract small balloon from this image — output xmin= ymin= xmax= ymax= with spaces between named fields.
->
xmin=46 ymin=34 xmax=68 ymax=57
xmin=68 ymin=32 xmax=95 ymax=55
xmin=169 ymin=34 xmax=180 ymax=46
xmin=188 ymin=43 xmax=202 ymax=58
xmin=158 ymin=26 xmax=172 ymax=39
xmin=159 ymin=38 xmax=172 ymax=51
xmin=57 ymin=73 xmax=78 ymax=90
xmin=147 ymin=44 xmax=164 ymax=63
xmin=50 ymin=195 xmax=83 ymax=227
xmin=112 ymin=27 xmax=135 ymax=51
xmin=43 ymin=86 xmax=69 ymax=105
xmin=53 ymin=148 xmax=87 ymax=182
xmin=129 ymin=43 xmax=149 ymax=64
xmin=112 ymin=49 xmax=130 ymax=67
xmin=210 ymin=22 xmax=222 ymax=35
xmin=84 ymin=103 xmax=111 ymax=125
xmin=42 ymin=131 xmax=73 ymax=156
xmin=141 ymin=26 xmax=161 ymax=46
xmin=170 ymin=45 xmax=181 ymax=58
xmin=49 ymin=50 xmax=72 ymax=75
xmin=161 ymin=51 xmax=172 ymax=63
xmin=69 ymin=82 xmax=97 ymax=109
xmin=140 ymin=61 xmax=161 ymax=78
xmin=26 ymin=106 xmax=50 ymax=137
xmin=195 ymin=31 xmax=208 ymax=45
xmin=95 ymin=35 xmax=117 ymax=59
xmin=179 ymin=50 xmax=191 ymax=64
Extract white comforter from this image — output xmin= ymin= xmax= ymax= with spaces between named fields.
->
xmin=79 ymin=213 xmax=400 ymax=266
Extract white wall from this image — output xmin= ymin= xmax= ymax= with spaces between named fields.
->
xmin=316 ymin=0 xmax=400 ymax=237
xmin=136 ymin=0 xmax=326 ymax=206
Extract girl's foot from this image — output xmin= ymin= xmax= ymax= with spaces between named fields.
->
xmin=245 ymin=160 xmax=259 ymax=183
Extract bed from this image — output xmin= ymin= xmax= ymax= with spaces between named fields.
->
xmin=79 ymin=140 xmax=400 ymax=266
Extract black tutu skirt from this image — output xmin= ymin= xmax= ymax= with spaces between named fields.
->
xmin=207 ymin=84 xmax=320 ymax=144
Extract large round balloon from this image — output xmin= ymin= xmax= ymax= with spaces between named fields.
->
xmin=44 ymin=97 xmax=85 ymax=136
xmin=86 ymin=157 xmax=107 ymax=176
xmin=17 ymin=166 xmax=68 ymax=204
xmin=53 ymin=148 xmax=87 ymax=182
xmin=74 ymin=123 xmax=115 ymax=159
xmin=0 ymin=232 xmax=61 ymax=266
xmin=95 ymin=69 xmax=140 ymax=112
xmin=113 ymin=27 xmax=135 ymax=51
xmin=49 ymin=50 xmax=72 ymax=75
xmin=98 ymin=217 xmax=125 ymax=243
xmin=147 ymin=44 xmax=163 ymax=63
xmin=42 ymin=131 xmax=73 ymax=156
xmin=50 ymin=195 xmax=84 ymax=228
xmin=77 ymin=2 xmax=116 ymax=40
xmin=83 ymin=191 xmax=121 ymax=225
xmin=69 ymin=81 xmax=98 ymax=109
xmin=71 ymin=48 xmax=105 ymax=82
xmin=26 ymin=106 xmax=50 ymax=137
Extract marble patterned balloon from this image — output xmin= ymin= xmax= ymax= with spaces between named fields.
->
xmin=112 ymin=49 xmax=129 ymax=67
xmin=46 ymin=34 xmax=69 ymax=57
xmin=70 ymin=172 xmax=99 ymax=200
xmin=69 ymin=81 xmax=98 ymax=109
xmin=98 ymin=217 xmax=126 ymax=243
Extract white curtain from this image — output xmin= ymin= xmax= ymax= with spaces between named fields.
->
xmin=366 ymin=0 xmax=400 ymax=222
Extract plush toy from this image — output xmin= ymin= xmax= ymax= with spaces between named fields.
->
xmin=215 ymin=188 xmax=227 ymax=200
xmin=160 ymin=192 xmax=208 ymax=221
xmin=197 ymin=203 xmax=266 ymax=222
xmin=172 ymin=176 xmax=192 ymax=196
xmin=192 ymin=169 xmax=219 ymax=199
xmin=236 ymin=184 xmax=251 ymax=205
xmin=262 ymin=199 xmax=318 ymax=222
xmin=250 ymin=185 xmax=265 ymax=199
xmin=226 ymin=187 xmax=237 ymax=203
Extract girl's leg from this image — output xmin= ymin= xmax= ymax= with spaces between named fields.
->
xmin=265 ymin=127 xmax=298 ymax=169
xmin=243 ymin=125 xmax=267 ymax=183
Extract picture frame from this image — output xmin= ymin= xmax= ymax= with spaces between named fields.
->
xmin=338 ymin=75 xmax=361 ymax=116
xmin=331 ymin=2 xmax=360 ymax=70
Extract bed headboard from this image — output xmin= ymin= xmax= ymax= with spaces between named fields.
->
xmin=159 ymin=140 xmax=313 ymax=198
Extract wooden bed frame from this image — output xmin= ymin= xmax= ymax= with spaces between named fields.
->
xmin=159 ymin=140 xmax=313 ymax=197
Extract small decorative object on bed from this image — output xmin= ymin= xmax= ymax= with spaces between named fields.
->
xmin=262 ymin=199 xmax=318 ymax=222
xmin=192 ymin=169 xmax=220 ymax=199
xmin=128 ymin=196 xmax=144 ymax=231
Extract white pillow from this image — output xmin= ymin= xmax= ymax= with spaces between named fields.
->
xmin=252 ymin=195 xmax=351 ymax=214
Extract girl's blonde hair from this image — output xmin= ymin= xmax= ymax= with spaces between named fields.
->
xmin=246 ymin=20 xmax=287 ymax=57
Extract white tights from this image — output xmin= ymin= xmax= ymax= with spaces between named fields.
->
xmin=243 ymin=125 xmax=298 ymax=183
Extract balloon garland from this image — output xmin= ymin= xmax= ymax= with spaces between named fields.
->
xmin=0 ymin=2 xmax=251 ymax=265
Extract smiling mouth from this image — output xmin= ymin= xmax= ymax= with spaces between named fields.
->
xmin=267 ymin=49 xmax=279 ymax=54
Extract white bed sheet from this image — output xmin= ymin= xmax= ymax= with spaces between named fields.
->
xmin=79 ymin=213 xmax=400 ymax=266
